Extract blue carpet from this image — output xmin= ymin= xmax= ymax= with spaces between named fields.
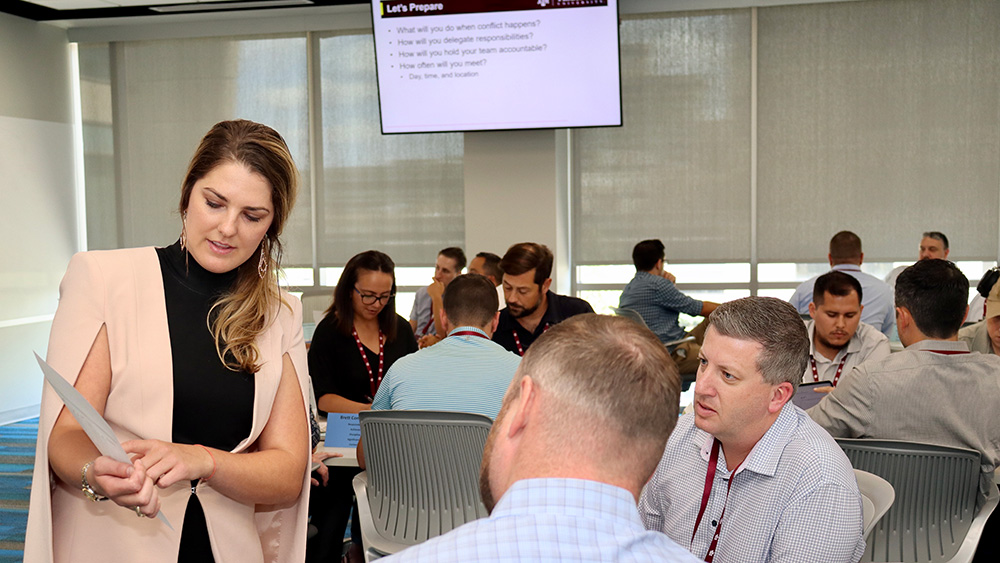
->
xmin=0 ymin=418 xmax=37 ymax=563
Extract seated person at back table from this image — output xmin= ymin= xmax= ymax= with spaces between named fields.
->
xmin=959 ymin=276 xmax=1000 ymax=355
xmin=307 ymin=250 xmax=418 ymax=563
xmin=639 ymin=297 xmax=865 ymax=563
xmin=357 ymin=274 xmax=522 ymax=467
xmin=409 ymin=246 xmax=465 ymax=348
xmin=468 ymin=251 xmax=505 ymax=311
xmin=803 ymin=271 xmax=889 ymax=390
xmin=789 ymin=230 xmax=895 ymax=336
xmin=619 ymin=239 xmax=718 ymax=373
xmin=380 ymin=314 xmax=702 ymax=563
xmin=493 ymin=242 xmax=593 ymax=356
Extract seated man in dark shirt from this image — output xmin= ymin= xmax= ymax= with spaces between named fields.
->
xmin=493 ymin=242 xmax=594 ymax=356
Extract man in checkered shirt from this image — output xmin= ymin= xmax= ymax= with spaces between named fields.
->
xmin=639 ymin=297 xmax=866 ymax=563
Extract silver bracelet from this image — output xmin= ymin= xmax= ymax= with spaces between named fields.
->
xmin=81 ymin=460 xmax=108 ymax=502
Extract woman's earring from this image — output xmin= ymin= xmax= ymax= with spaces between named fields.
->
xmin=258 ymin=241 xmax=269 ymax=279
xmin=180 ymin=211 xmax=188 ymax=251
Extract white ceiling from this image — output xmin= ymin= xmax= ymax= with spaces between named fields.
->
xmin=26 ymin=0 xmax=245 ymax=8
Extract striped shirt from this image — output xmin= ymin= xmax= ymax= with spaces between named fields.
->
xmin=371 ymin=326 xmax=520 ymax=420
xmin=639 ymin=406 xmax=866 ymax=563
xmin=381 ymin=478 xmax=702 ymax=563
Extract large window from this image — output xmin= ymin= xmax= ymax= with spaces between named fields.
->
xmin=78 ymin=31 xmax=464 ymax=317
xmin=571 ymin=0 xmax=999 ymax=307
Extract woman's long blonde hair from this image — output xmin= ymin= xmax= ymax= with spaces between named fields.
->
xmin=179 ymin=120 xmax=299 ymax=373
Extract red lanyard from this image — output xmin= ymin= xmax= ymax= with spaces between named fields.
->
xmin=928 ymin=350 xmax=970 ymax=355
xmin=450 ymin=330 xmax=488 ymax=339
xmin=512 ymin=323 xmax=550 ymax=356
xmin=352 ymin=327 xmax=384 ymax=400
xmin=809 ymin=353 xmax=849 ymax=386
xmin=420 ymin=317 xmax=435 ymax=337
xmin=691 ymin=439 xmax=743 ymax=563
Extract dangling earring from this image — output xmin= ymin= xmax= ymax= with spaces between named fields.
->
xmin=179 ymin=211 xmax=188 ymax=251
xmin=258 ymin=240 xmax=269 ymax=279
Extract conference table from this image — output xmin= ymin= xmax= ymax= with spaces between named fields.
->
xmin=317 ymin=445 xmax=359 ymax=467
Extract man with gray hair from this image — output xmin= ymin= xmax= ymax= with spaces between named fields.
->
xmin=639 ymin=297 xmax=865 ymax=563
xmin=381 ymin=314 xmax=700 ymax=562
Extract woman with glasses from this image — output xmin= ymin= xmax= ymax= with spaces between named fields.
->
xmin=306 ymin=250 xmax=417 ymax=562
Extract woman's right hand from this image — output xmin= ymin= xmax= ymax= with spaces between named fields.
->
xmin=91 ymin=456 xmax=160 ymax=517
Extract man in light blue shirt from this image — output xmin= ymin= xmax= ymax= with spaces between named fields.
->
xmin=372 ymin=273 xmax=520 ymax=420
xmin=381 ymin=314 xmax=700 ymax=563
xmin=789 ymin=231 xmax=895 ymax=336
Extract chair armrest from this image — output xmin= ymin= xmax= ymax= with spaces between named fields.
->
xmin=949 ymin=482 xmax=999 ymax=563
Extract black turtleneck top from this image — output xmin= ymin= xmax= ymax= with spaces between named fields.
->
xmin=156 ymin=241 xmax=254 ymax=450
xmin=155 ymin=241 xmax=255 ymax=562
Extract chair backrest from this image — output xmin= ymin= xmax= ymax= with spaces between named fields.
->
xmin=836 ymin=438 xmax=981 ymax=562
xmin=609 ymin=306 xmax=649 ymax=328
xmin=853 ymin=469 xmax=895 ymax=538
xmin=360 ymin=410 xmax=493 ymax=547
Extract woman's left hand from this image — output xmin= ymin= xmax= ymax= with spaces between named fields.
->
xmin=122 ymin=440 xmax=214 ymax=489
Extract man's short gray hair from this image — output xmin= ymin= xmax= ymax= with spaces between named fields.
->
xmin=708 ymin=297 xmax=809 ymax=391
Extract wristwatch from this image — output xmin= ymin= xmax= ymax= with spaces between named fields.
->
xmin=81 ymin=460 xmax=108 ymax=502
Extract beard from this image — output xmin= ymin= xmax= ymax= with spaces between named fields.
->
xmin=816 ymin=331 xmax=850 ymax=352
xmin=508 ymin=300 xmax=540 ymax=319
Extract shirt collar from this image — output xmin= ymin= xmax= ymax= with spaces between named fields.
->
xmin=492 ymin=478 xmax=643 ymax=526
xmin=447 ymin=326 xmax=488 ymax=339
xmin=695 ymin=403 xmax=798 ymax=478
xmin=904 ymin=339 xmax=970 ymax=353
xmin=831 ymin=264 xmax=862 ymax=273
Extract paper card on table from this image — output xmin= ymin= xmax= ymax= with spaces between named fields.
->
xmin=35 ymin=352 xmax=174 ymax=530
xmin=324 ymin=413 xmax=361 ymax=448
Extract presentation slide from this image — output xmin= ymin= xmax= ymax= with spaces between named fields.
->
xmin=371 ymin=0 xmax=621 ymax=133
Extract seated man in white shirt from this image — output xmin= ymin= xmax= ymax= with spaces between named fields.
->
xmin=381 ymin=314 xmax=701 ymax=563
xmin=639 ymin=297 xmax=865 ymax=563
xmin=804 ymin=271 xmax=890 ymax=389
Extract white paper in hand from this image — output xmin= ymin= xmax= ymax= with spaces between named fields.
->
xmin=35 ymin=352 xmax=174 ymax=529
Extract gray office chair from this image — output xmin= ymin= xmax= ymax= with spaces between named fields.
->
xmin=837 ymin=438 xmax=999 ymax=563
xmin=352 ymin=410 xmax=493 ymax=561
xmin=854 ymin=469 xmax=895 ymax=538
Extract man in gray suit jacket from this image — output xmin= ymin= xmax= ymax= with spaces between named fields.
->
xmin=809 ymin=259 xmax=1000 ymax=506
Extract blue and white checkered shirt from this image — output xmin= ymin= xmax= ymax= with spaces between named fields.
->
xmin=619 ymin=271 xmax=703 ymax=343
xmin=381 ymin=478 xmax=701 ymax=562
xmin=639 ymin=405 xmax=866 ymax=563
xmin=371 ymin=326 xmax=520 ymax=420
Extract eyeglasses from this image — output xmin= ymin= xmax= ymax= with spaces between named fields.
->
xmin=354 ymin=287 xmax=394 ymax=306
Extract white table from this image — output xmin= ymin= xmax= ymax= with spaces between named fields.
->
xmin=317 ymin=445 xmax=359 ymax=467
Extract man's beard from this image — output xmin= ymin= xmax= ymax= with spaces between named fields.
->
xmin=816 ymin=332 xmax=849 ymax=352
xmin=508 ymin=300 xmax=539 ymax=319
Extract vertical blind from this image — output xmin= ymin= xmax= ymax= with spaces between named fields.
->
xmin=573 ymin=11 xmax=753 ymax=265
xmin=317 ymin=33 xmax=464 ymax=267
xmin=756 ymin=0 xmax=1000 ymax=262
xmin=79 ymin=31 xmax=464 ymax=274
